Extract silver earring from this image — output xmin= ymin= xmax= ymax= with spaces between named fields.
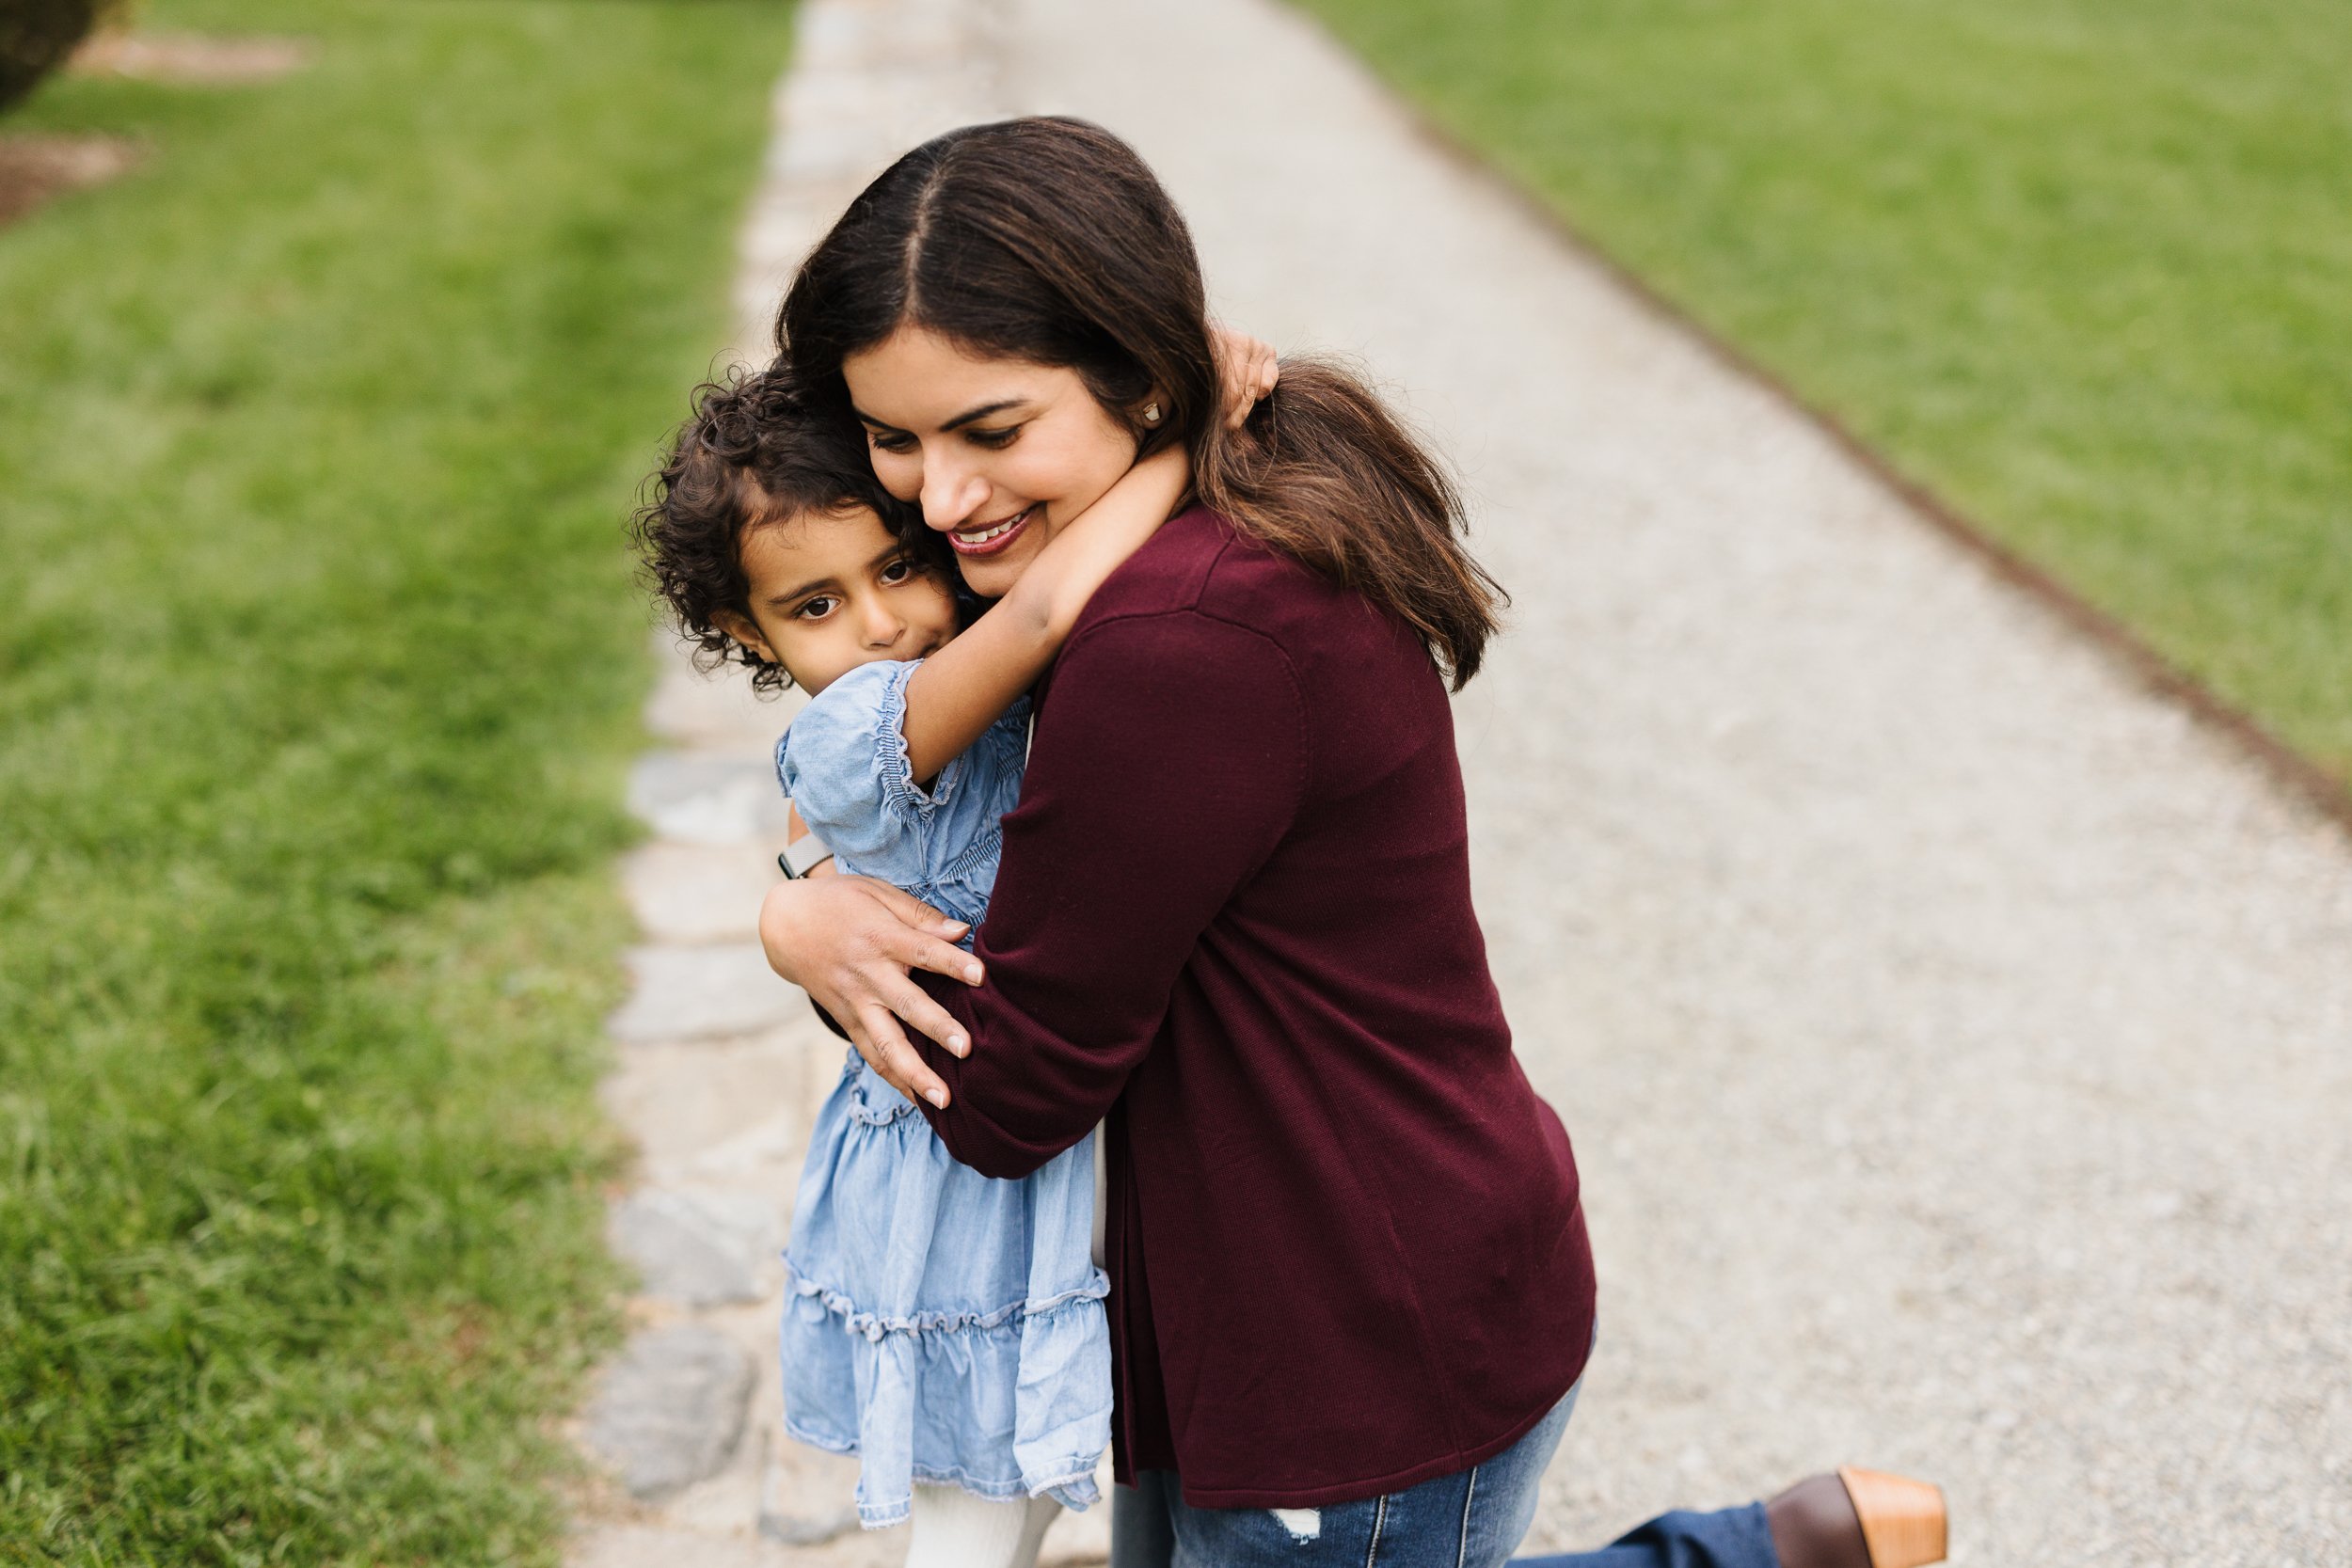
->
xmin=1143 ymin=402 xmax=1163 ymax=425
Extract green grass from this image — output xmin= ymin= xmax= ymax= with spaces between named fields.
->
xmin=1295 ymin=0 xmax=2352 ymax=782
xmin=0 ymin=2 xmax=791 ymax=1560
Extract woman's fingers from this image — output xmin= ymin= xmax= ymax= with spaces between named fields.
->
xmin=757 ymin=873 xmax=979 ymax=1105
xmin=843 ymin=869 xmax=984 ymax=986
xmin=851 ymin=1001 xmax=952 ymax=1109
xmin=887 ymin=921 xmax=985 ymax=987
xmin=875 ymin=968 xmax=973 ymax=1058
xmin=857 ymin=878 xmax=970 ymax=942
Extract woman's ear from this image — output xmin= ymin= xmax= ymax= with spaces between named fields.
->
xmin=713 ymin=608 xmax=780 ymax=667
xmin=1136 ymin=388 xmax=1168 ymax=429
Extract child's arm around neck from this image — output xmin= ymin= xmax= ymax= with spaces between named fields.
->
xmin=897 ymin=444 xmax=1190 ymax=784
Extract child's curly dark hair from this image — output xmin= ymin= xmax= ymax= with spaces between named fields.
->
xmin=632 ymin=364 xmax=946 ymax=693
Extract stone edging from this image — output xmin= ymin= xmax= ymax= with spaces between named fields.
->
xmin=565 ymin=3 xmax=1108 ymax=1562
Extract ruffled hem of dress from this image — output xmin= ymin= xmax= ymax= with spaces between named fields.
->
xmin=783 ymin=1418 xmax=1103 ymax=1528
xmin=840 ymin=1054 xmax=924 ymax=1126
xmin=785 ymin=1262 xmax=1109 ymax=1343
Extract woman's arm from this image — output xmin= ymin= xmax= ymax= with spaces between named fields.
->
xmin=897 ymin=444 xmax=1189 ymax=784
xmin=906 ymin=611 xmax=1305 ymax=1174
xmin=755 ymin=609 xmax=1303 ymax=1133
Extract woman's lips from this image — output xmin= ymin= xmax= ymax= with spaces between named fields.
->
xmin=947 ymin=505 xmax=1035 ymax=557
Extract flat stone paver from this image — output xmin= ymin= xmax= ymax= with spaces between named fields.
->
xmin=610 ymin=1188 xmax=786 ymax=1307
xmin=599 ymin=1038 xmax=800 ymax=1175
xmin=620 ymin=844 xmax=787 ymax=946
xmin=574 ymin=0 xmax=2352 ymax=1562
xmin=584 ymin=1324 xmax=758 ymax=1502
xmin=608 ymin=944 xmax=806 ymax=1043
xmin=626 ymin=752 xmax=794 ymax=847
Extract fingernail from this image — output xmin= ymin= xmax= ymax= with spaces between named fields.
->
xmin=941 ymin=919 xmax=969 ymax=935
xmin=964 ymin=964 xmax=984 ymax=984
xmin=926 ymin=1087 xmax=947 ymax=1108
xmin=947 ymin=1035 xmax=968 ymax=1057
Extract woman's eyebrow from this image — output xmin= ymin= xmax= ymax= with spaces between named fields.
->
xmin=940 ymin=399 xmax=1025 ymax=432
xmin=850 ymin=397 xmax=1028 ymax=434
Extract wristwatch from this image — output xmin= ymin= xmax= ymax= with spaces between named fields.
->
xmin=777 ymin=832 xmax=836 ymax=879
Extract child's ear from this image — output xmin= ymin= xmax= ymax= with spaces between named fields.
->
xmin=712 ymin=609 xmax=780 ymax=666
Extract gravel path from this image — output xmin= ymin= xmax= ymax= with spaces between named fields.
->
xmin=573 ymin=1 xmax=2352 ymax=1562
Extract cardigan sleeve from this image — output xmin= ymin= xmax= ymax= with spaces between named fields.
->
xmin=909 ymin=607 xmax=1307 ymax=1178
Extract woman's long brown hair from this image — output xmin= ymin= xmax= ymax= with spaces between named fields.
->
xmin=775 ymin=117 xmax=1504 ymax=688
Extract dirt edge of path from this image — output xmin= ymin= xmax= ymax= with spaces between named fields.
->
xmin=0 ymin=133 xmax=140 ymax=227
xmin=70 ymin=31 xmax=314 ymax=86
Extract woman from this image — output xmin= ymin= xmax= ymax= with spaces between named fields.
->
xmin=757 ymin=116 xmax=1945 ymax=1568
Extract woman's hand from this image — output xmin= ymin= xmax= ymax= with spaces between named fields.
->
xmin=1210 ymin=325 xmax=1279 ymax=429
xmin=759 ymin=875 xmax=983 ymax=1109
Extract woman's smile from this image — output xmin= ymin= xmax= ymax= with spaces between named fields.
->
xmin=948 ymin=504 xmax=1037 ymax=556
xmin=842 ymin=325 xmax=1142 ymax=597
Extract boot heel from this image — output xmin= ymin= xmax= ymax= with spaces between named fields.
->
xmin=1835 ymin=1467 xmax=1947 ymax=1568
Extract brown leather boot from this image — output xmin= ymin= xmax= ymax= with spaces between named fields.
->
xmin=1765 ymin=1469 xmax=1946 ymax=1568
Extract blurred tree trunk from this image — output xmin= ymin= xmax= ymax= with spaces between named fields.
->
xmin=2 ymin=1 xmax=113 ymax=116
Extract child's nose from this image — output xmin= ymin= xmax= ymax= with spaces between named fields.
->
xmin=861 ymin=599 xmax=904 ymax=645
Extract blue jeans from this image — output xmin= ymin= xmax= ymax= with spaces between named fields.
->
xmin=1108 ymin=1377 xmax=1777 ymax=1568
xmin=1514 ymin=1505 xmax=1776 ymax=1568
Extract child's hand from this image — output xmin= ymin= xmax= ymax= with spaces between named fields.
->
xmin=1211 ymin=325 xmax=1279 ymax=430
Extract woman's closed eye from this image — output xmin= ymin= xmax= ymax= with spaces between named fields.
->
xmin=863 ymin=423 xmax=1018 ymax=453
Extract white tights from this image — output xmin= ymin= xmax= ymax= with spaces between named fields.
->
xmin=903 ymin=1485 xmax=1061 ymax=1568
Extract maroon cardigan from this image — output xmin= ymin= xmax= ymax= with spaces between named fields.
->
xmin=913 ymin=506 xmax=1595 ymax=1511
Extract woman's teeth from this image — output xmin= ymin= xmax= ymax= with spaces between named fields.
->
xmin=953 ymin=507 xmax=1032 ymax=551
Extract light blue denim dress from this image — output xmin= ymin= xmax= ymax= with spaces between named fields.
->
xmin=773 ymin=658 xmax=1109 ymax=1528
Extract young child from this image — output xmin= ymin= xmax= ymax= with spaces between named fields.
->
xmin=635 ymin=364 xmax=1197 ymax=1568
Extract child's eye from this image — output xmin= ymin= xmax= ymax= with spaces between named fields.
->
xmin=966 ymin=425 xmax=1020 ymax=451
xmin=793 ymin=595 xmax=838 ymax=621
xmin=878 ymin=559 xmax=914 ymax=585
